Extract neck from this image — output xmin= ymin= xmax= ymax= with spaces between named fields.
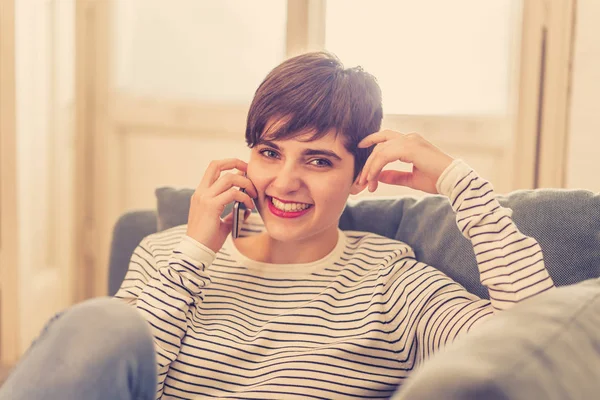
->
xmin=237 ymin=225 xmax=339 ymax=264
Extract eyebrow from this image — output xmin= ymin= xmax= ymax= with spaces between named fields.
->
xmin=257 ymin=140 xmax=343 ymax=162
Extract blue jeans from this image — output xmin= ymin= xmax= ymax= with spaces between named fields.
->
xmin=0 ymin=297 xmax=156 ymax=400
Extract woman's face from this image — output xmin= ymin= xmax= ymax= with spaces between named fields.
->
xmin=247 ymin=128 xmax=365 ymax=245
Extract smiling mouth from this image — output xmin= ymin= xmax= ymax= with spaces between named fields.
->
xmin=267 ymin=196 xmax=313 ymax=218
xmin=270 ymin=197 xmax=312 ymax=212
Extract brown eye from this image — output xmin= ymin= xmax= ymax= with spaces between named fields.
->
xmin=309 ymin=159 xmax=332 ymax=168
xmin=259 ymin=149 xmax=279 ymax=159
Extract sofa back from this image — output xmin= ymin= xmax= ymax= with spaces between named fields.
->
xmin=109 ymin=187 xmax=600 ymax=298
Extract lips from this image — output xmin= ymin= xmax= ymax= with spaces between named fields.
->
xmin=267 ymin=196 xmax=313 ymax=218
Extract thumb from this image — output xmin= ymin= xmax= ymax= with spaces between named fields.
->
xmin=378 ymin=170 xmax=414 ymax=188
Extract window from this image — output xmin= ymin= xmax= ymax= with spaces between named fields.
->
xmin=109 ymin=0 xmax=542 ymax=195
xmin=113 ymin=0 xmax=287 ymax=103
xmin=325 ymin=0 xmax=522 ymax=116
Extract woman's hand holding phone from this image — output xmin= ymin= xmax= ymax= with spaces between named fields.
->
xmin=186 ymin=158 xmax=257 ymax=253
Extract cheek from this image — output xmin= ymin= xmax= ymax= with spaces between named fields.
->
xmin=313 ymin=174 xmax=353 ymax=203
xmin=246 ymin=161 xmax=269 ymax=191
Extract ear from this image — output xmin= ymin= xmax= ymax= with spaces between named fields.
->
xmin=350 ymin=174 xmax=368 ymax=195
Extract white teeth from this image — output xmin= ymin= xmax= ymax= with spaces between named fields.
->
xmin=271 ymin=197 xmax=311 ymax=212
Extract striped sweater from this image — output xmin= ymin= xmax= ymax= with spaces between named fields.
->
xmin=115 ymin=159 xmax=555 ymax=399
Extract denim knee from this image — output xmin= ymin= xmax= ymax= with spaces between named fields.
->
xmin=53 ymin=297 xmax=155 ymax=366
xmin=1 ymin=297 xmax=157 ymax=400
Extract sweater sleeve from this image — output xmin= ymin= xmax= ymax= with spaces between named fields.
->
xmin=114 ymin=234 xmax=215 ymax=399
xmin=436 ymin=159 xmax=555 ymax=311
xmin=399 ymin=160 xmax=556 ymax=364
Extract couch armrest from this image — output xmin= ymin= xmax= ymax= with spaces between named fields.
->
xmin=392 ymin=278 xmax=600 ymax=400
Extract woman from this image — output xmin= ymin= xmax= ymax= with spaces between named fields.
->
xmin=0 ymin=52 xmax=554 ymax=399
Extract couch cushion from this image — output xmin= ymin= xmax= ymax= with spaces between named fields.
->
xmin=155 ymin=187 xmax=194 ymax=232
xmin=155 ymin=187 xmax=600 ymax=298
xmin=391 ymin=278 xmax=600 ymax=400
xmin=108 ymin=210 xmax=158 ymax=296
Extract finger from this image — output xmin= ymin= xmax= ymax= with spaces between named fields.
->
xmin=222 ymin=208 xmax=251 ymax=231
xmin=207 ymin=173 xmax=259 ymax=200
xmin=358 ymin=130 xmax=402 ymax=148
xmin=199 ymin=159 xmax=248 ymax=190
xmin=378 ymin=170 xmax=414 ymax=188
xmin=245 ymin=176 xmax=259 ymax=200
xmin=368 ymin=179 xmax=378 ymax=193
xmin=365 ymin=144 xmax=408 ymax=185
xmin=232 ymin=171 xmax=258 ymax=199
xmin=359 ymin=142 xmax=383 ymax=185
xmin=215 ymin=187 xmax=255 ymax=211
xmin=360 ymin=141 xmax=391 ymax=185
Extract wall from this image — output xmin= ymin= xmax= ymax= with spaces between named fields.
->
xmin=566 ymin=0 xmax=600 ymax=192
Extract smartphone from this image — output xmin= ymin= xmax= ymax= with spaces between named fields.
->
xmin=232 ymin=188 xmax=247 ymax=239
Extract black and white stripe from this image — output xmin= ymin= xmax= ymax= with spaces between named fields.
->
xmin=116 ymin=160 xmax=554 ymax=399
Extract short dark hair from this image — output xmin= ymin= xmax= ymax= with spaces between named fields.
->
xmin=245 ymin=52 xmax=383 ymax=180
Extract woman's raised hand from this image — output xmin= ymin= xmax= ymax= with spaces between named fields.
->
xmin=186 ymin=159 xmax=258 ymax=253
xmin=357 ymin=130 xmax=454 ymax=194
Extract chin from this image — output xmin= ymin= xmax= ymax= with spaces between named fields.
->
xmin=262 ymin=221 xmax=310 ymax=243
xmin=256 ymin=200 xmax=339 ymax=244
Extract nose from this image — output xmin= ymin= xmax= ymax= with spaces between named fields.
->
xmin=269 ymin=163 xmax=303 ymax=194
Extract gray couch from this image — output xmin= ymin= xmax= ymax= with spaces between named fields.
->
xmin=109 ymin=187 xmax=600 ymax=399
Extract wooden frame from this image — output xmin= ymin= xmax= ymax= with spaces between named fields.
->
xmin=74 ymin=0 xmax=116 ymax=299
xmin=74 ymin=0 xmax=94 ymax=300
xmin=0 ymin=0 xmax=20 ymax=363
xmin=536 ymin=0 xmax=576 ymax=188
xmin=513 ymin=0 xmax=546 ymax=189
xmin=113 ymin=93 xmax=508 ymax=150
xmin=514 ymin=0 xmax=576 ymax=189
xmin=112 ymin=94 xmax=249 ymax=137
xmin=286 ymin=0 xmax=326 ymax=56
